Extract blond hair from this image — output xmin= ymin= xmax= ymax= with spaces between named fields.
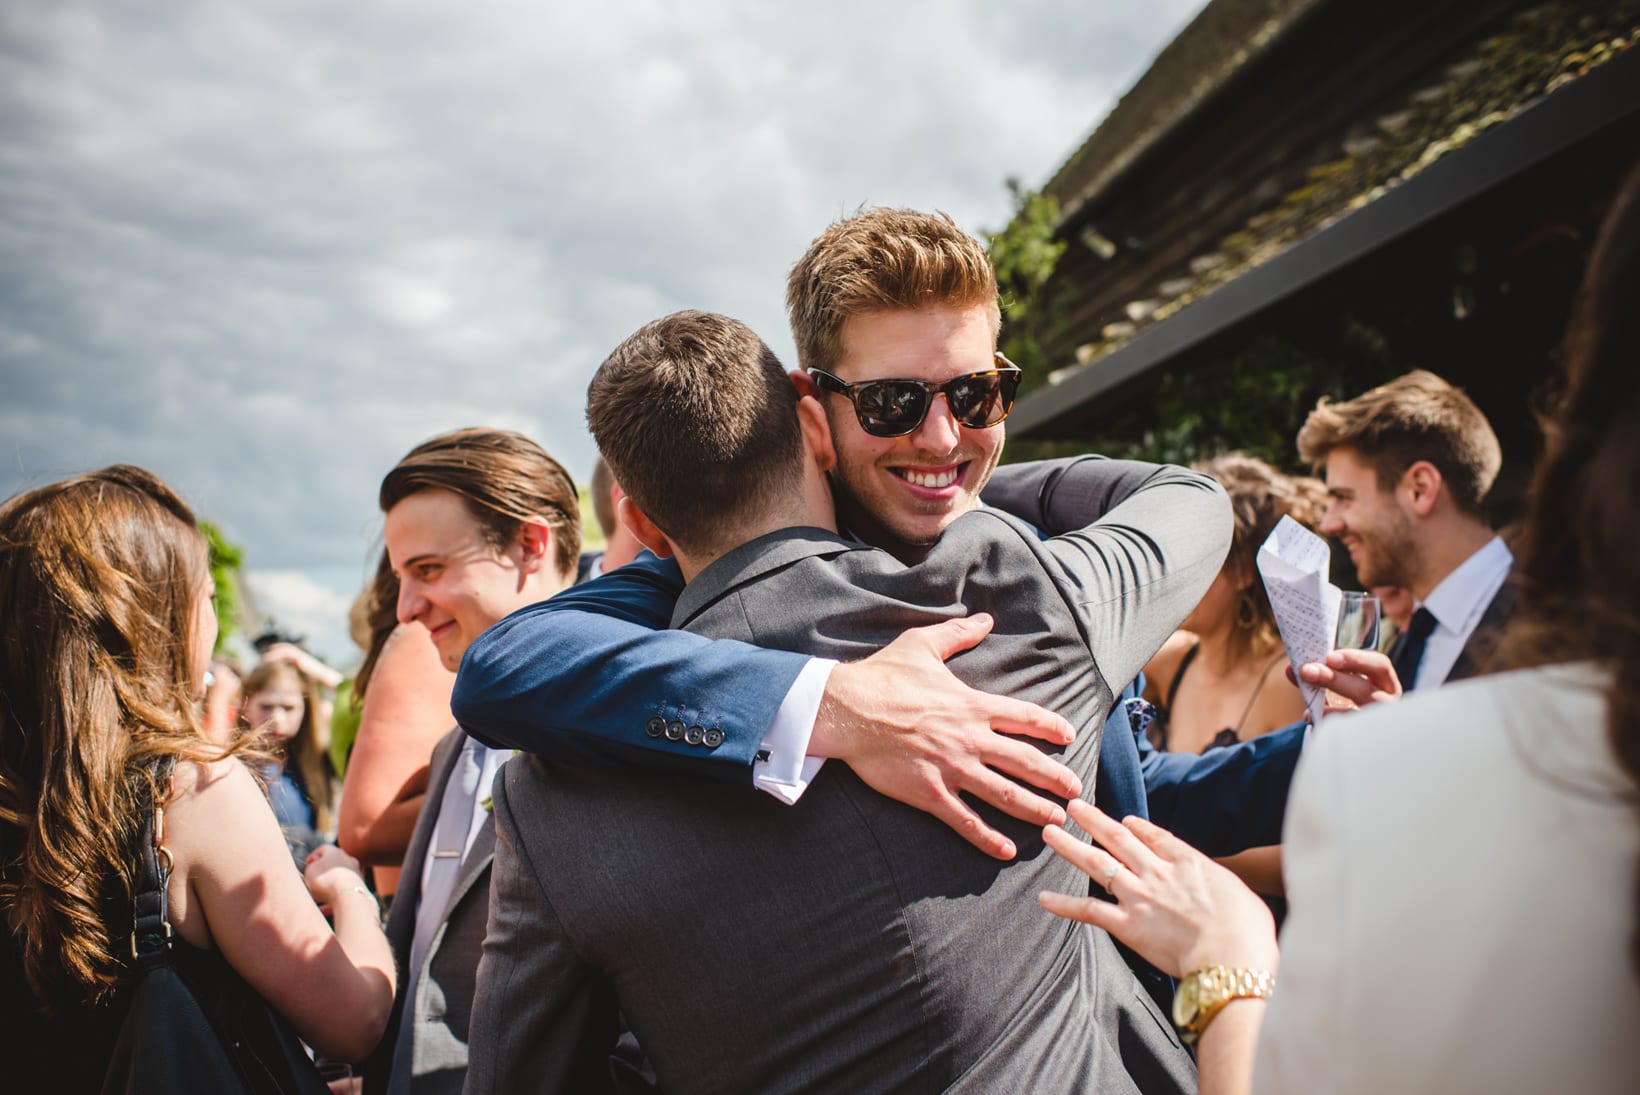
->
xmin=786 ymin=207 xmax=1000 ymax=374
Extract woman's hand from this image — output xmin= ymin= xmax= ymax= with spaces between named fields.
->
xmin=304 ymin=844 xmax=366 ymax=905
xmin=1038 ymin=798 xmax=1278 ymax=978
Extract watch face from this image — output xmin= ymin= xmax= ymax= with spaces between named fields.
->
xmin=1171 ymin=976 xmax=1200 ymax=1027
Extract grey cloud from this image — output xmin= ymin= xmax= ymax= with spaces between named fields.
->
xmin=2 ymin=0 xmax=1204 ymax=623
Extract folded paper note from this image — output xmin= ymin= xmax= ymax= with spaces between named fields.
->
xmin=1256 ymin=515 xmax=1341 ymax=725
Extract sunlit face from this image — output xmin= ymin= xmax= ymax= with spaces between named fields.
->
xmin=385 ymin=488 xmax=542 ymax=671
xmin=189 ymin=580 xmax=218 ymax=700
xmin=1320 ymin=448 xmax=1417 ymax=589
xmin=820 ymin=304 xmax=1004 ymax=561
xmin=244 ymin=677 xmax=305 ymax=742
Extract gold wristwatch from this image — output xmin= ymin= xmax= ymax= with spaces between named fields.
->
xmin=1171 ymin=966 xmax=1275 ymax=1045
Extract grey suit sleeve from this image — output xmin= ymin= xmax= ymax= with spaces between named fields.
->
xmin=463 ymin=764 xmax=619 ymax=1095
xmin=981 ymin=455 xmax=1166 ymax=533
xmin=1040 ymin=462 xmax=1232 ymax=694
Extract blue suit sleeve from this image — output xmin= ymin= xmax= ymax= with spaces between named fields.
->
xmin=451 ymin=552 xmax=810 ymax=785
xmin=1139 ymin=719 xmax=1306 ymax=856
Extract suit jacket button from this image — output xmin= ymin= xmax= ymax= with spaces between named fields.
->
xmin=645 ymin=716 xmax=666 ymax=738
xmin=684 ymin=725 xmax=705 ymax=746
xmin=665 ymin=720 xmax=687 ymax=742
xmin=702 ymin=727 xmax=724 ymax=749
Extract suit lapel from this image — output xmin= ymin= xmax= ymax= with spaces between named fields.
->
xmin=674 ymin=527 xmax=861 ymax=629
xmin=1446 ymin=577 xmax=1516 ymax=684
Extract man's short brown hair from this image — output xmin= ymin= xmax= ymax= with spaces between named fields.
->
xmin=786 ymin=207 xmax=1001 ymax=374
xmin=586 ymin=310 xmax=803 ymax=555
xmin=380 ymin=427 xmax=582 ymax=577
xmin=1296 ymin=370 xmax=1501 ymax=516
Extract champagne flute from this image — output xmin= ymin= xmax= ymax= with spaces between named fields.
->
xmin=1335 ymin=591 xmax=1381 ymax=651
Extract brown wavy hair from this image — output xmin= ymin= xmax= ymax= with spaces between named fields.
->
xmin=1194 ymin=451 xmax=1327 ymax=665
xmin=0 ymin=466 xmax=233 ymax=1011
xmin=239 ymin=661 xmax=334 ymax=832
xmin=1494 ymin=161 xmax=1640 ymax=974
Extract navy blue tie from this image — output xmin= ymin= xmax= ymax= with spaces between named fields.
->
xmin=1391 ymin=607 xmax=1437 ymax=690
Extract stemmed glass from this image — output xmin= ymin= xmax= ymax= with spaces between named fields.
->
xmin=1334 ymin=591 xmax=1381 ymax=651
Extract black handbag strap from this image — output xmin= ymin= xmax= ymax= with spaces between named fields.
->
xmin=128 ymin=805 xmax=174 ymax=971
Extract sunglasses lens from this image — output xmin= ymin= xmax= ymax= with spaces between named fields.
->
xmin=854 ymin=381 xmax=933 ymax=437
xmin=947 ymin=372 xmax=1019 ymax=428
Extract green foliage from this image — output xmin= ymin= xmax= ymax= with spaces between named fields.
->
xmin=199 ymin=519 xmax=244 ymax=653
xmin=986 ymin=179 xmax=1068 ymax=395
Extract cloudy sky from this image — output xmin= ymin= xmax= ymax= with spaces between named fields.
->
xmin=1 ymin=0 xmax=1204 ymax=662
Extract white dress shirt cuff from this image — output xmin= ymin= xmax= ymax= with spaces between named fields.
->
xmin=751 ymin=658 xmax=835 ymax=805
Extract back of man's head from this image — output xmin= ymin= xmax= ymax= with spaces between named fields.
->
xmin=786 ymin=207 xmax=1001 ymax=374
xmin=379 ymin=426 xmax=582 ymax=578
xmin=1297 ymin=370 xmax=1501 ymax=517
xmin=586 ymin=311 xmax=804 ymax=555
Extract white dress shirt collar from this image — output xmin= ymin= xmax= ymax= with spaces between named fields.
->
xmin=1412 ymin=535 xmax=1512 ymax=689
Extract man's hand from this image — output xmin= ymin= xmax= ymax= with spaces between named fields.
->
xmin=1289 ymin=648 xmax=1402 ymax=718
xmin=812 ymin=613 xmax=1082 ymax=861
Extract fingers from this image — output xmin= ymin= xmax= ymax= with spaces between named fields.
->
xmin=1038 ymin=887 xmax=1126 ymax=933
xmin=929 ymin=792 xmax=1018 ymax=861
xmin=1041 ymin=819 xmax=1108 ymax=876
xmin=1065 ymin=798 xmax=1154 ymax=872
xmin=1324 ymin=648 xmax=1402 ymax=696
xmin=964 ymin=766 xmax=1067 ymax=828
xmin=1121 ymin=814 xmax=1194 ymax=863
xmin=983 ymin=694 xmax=1076 ymax=746
xmin=979 ymin=735 xmax=1081 ymax=799
xmin=910 ymin=612 xmax=994 ymax=661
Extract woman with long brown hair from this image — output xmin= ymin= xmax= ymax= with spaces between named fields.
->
xmin=0 ymin=466 xmax=394 ymax=1090
xmin=1039 ymin=162 xmax=1640 ymax=1094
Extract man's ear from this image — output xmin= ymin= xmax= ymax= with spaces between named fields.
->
xmin=617 ymin=496 xmax=675 ymax=559
xmin=796 ymin=394 xmax=836 ymax=473
xmin=513 ymin=517 xmax=554 ymax=574
xmin=1399 ymin=460 xmax=1443 ymax=517
xmin=789 ymin=369 xmax=818 ymax=399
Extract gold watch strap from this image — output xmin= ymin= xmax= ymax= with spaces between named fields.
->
xmin=1175 ymin=965 xmax=1275 ymax=1045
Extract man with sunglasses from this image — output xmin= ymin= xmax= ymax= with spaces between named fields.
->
xmin=466 ymin=309 xmax=1213 ymax=1093
xmin=456 ymin=208 xmax=1304 ymax=877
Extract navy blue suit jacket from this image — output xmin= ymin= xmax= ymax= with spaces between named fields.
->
xmin=455 ymin=460 xmax=1302 ymax=858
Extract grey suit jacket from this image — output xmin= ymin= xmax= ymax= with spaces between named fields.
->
xmin=366 ymin=727 xmax=494 ymax=1095
xmin=465 ymin=460 xmax=1229 ymax=1095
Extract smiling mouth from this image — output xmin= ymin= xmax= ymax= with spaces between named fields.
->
xmin=891 ymin=463 xmax=966 ymax=490
xmin=428 ymin=621 xmax=456 ymax=641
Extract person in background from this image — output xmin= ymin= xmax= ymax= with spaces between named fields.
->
xmin=1369 ymin=584 xmax=1413 ymax=652
xmin=580 ymin=453 xmax=646 ymax=579
xmin=1300 ymin=369 xmax=1510 ymax=692
xmin=1039 ymin=159 xmax=1640 ymax=1095
xmin=364 ymin=427 xmax=583 ymax=1095
xmin=1143 ymin=453 xmax=1325 ymax=755
xmin=0 ymin=466 xmax=394 ymax=1092
xmin=338 ymin=552 xmax=456 ymax=903
xmin=239 ymin=659 xmax=336 ymax=864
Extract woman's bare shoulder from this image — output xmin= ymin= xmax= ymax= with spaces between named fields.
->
xmin=1143 ymin=630 xmax=1199 ymax=702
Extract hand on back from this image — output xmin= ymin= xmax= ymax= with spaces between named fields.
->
xmin=814 ymin=613 xmax=1082 ymax=861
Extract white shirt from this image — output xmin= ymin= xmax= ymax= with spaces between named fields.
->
xmin=1408 ymin=535 xmax=1512 ymax=689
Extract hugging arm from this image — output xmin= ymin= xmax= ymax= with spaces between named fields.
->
xmin=453 ymin=552 xmax=806 ymax=783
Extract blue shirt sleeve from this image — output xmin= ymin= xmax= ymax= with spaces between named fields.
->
xmin=451 ymin=552 xmax=810 ymax=785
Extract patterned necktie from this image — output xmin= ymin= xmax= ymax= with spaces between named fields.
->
xmin=1391 ymin=607 xmax=1438 ymax=691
